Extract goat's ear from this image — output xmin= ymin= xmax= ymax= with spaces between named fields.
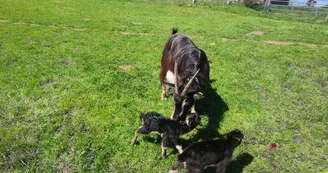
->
xmin=194 ymin=92 xmax=204 ymax=100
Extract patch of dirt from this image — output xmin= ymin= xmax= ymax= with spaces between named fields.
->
xmin=30 ymin=23 xmax=40 ymax=27
xmin=24 ymin=40 xmax=37 ymax=45
xmin=71 ymin=28 xmax=86 ymax=31
xmin=3 ymin=20 xmax=86 ymax=32
xmin=118 ymin=65 xmax=132 ymax=71
xmin=220 ymin=37 xmax=327 ymax=48
xmin=119 ymin=31 xmax=153 ymax=36
xmin=58 ymin=58 xmax=73 ymax=66
xmin=315 ymin=20 xmax=325 ymax=23
xmin=245 ymin=30 xmax=264 ymax=36
xmin=131 ymin=22 xmax=143 ymax=25
xmin=120 ymin=32 xmax=131 ymax=35
xmin=14 ymin=22 xmax=27 ymax=25
xmin=263 ymin=40 xmax=294 ymax=45
xmin=263 ymin=40 xmax=317 ymax=47
xmin=56 ymin=162 xmax=72 ymax=172
xmin=313 ymin=79 xmax=327 ymax=88
xmin=221 ymin=38 xmax=230 ymax=42
xmin=40 ymin=78 xmax=56 ymax=86
xmin=210 ymin=42 xmax=215 ymax=46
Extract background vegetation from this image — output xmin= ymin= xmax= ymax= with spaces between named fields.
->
xmin=0 ymin=0 xmax=327 ymax=172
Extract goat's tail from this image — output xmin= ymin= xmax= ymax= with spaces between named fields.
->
xmin=172 ymin=28 xmax=178 ymax=35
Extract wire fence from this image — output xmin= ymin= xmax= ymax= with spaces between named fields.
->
xmin=145 ymin=0 xmax=234 ymax=5
xmin=264 ymin=0 xmax=328 ymax=20
xmin=145 ymin=0 xmax=328 ymax=21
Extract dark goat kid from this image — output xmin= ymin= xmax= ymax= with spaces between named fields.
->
xmin=160 ymin=28 xmax=210 ymax=121
xmin=169 ymin=129 xmax=244 ymax=173
xmin=131 ymin=112 xmax=201 ymax=158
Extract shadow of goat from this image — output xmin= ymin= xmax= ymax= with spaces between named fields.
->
xmin=205 ymin=152 xmax=254 ymax=173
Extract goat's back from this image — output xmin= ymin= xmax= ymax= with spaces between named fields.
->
xmin=160 ymin=34 xmax=210 ymax=91
xmin=178 ymin=139 xmax=226 ymax=165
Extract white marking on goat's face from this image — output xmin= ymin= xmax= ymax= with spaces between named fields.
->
xmin=165 ymin=70 xmax=175 ymax=84
xmin=183 ymin=162 xmax=187 ymax=168
xmin=150 ymin=131 xmax=161 ymax=135
xmin=204 ymin=164 xmax=217 ymax=169
xmin=186 ymin=119 xmax=189 ymax=125
xmin=181 ymin=99 xmax=187 ymax=108
xmin=191 ymin=104 xmax=196 ymax=113
xmin=175 ymin=145 xmax=183 ymax=154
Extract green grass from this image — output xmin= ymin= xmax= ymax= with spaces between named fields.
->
xmin=0 ymin=0 xmax=327 ymax=172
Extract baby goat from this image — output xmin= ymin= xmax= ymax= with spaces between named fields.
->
xmin=169 ymin=129 xmax=244 ymax=173
xmin=131 ymin=112 xmax=201 ymax=158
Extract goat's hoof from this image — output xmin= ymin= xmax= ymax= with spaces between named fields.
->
xmin=161 ymin=92 xmax=168 ymax=100
xmin=161 ymin=152 xmax=168 ymax=158
xmin=131 ymin=140 xmax=136 ymax=145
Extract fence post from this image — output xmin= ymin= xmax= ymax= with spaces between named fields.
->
xmin=264 ymin=0 xmax=270 ymax=11
xmin=267 ymin=0 xmax=271 ymax=11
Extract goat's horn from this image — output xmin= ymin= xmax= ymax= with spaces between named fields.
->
xmin=181 ymin=68 xmax=200 ymax=97
xmin=174 ymin=61 xmax=179 ymax=94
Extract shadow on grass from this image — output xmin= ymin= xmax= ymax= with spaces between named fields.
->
xmin=204 ymin=152 xmax=254 ymax=173
xmin=184 ymin=81 xmax=229 ymax=144
xmin=142 ymin=135 xmax=162 ymax=144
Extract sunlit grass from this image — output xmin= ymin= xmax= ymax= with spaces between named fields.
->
xmin=0 ymin=0 xmax=327 ymax=172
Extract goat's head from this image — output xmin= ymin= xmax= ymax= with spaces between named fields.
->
xmin=186 ymin=112 xmax=202 ymax=129
xmin=226 ymin=129 xmax=244 ymax=147
xmin=172 ymin=62 xmax=202 ymax=121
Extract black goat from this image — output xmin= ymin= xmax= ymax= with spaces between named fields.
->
xmin=160 ymin=28 xmax=210 ymax=121
xmin=168 ymin=129 xmax=244 ymax=173
xmin=131 ymin=112 xmax=201 ymax=158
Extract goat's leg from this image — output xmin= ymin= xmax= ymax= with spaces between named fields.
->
xmin=131 ymin=127 xmax=149 ymax=145
xmin=161 ymin=134 xmax=169 ymax=158
xmin=161 ymin=84 xmax=167 ymax=100
xmin=191 ymin=100 xmax=197 ymax=113
xmin=216 ymin=157 xmax=231 ymax=173
xmin=168 ymin=161 xmax=185 ymax=173
xmin=186 ymin=163 xmax=203 ymax=173
xmin=172 ymin=138 xmax=183 ymax=154
xmin=177 ymin=98 xmax=194 ymax=121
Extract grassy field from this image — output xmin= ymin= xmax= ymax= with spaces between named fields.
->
xmin=0 ymin=0 xmax=327 ymax=172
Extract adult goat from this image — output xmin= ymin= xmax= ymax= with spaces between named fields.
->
xmin=160 ymin=28 xmax=210 ymax=121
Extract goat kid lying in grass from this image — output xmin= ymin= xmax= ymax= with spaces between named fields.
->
xmin=131 ymin=112 xmax=201 ymax=158
xmin=169 ymin=129 xmax=244 ymax=173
